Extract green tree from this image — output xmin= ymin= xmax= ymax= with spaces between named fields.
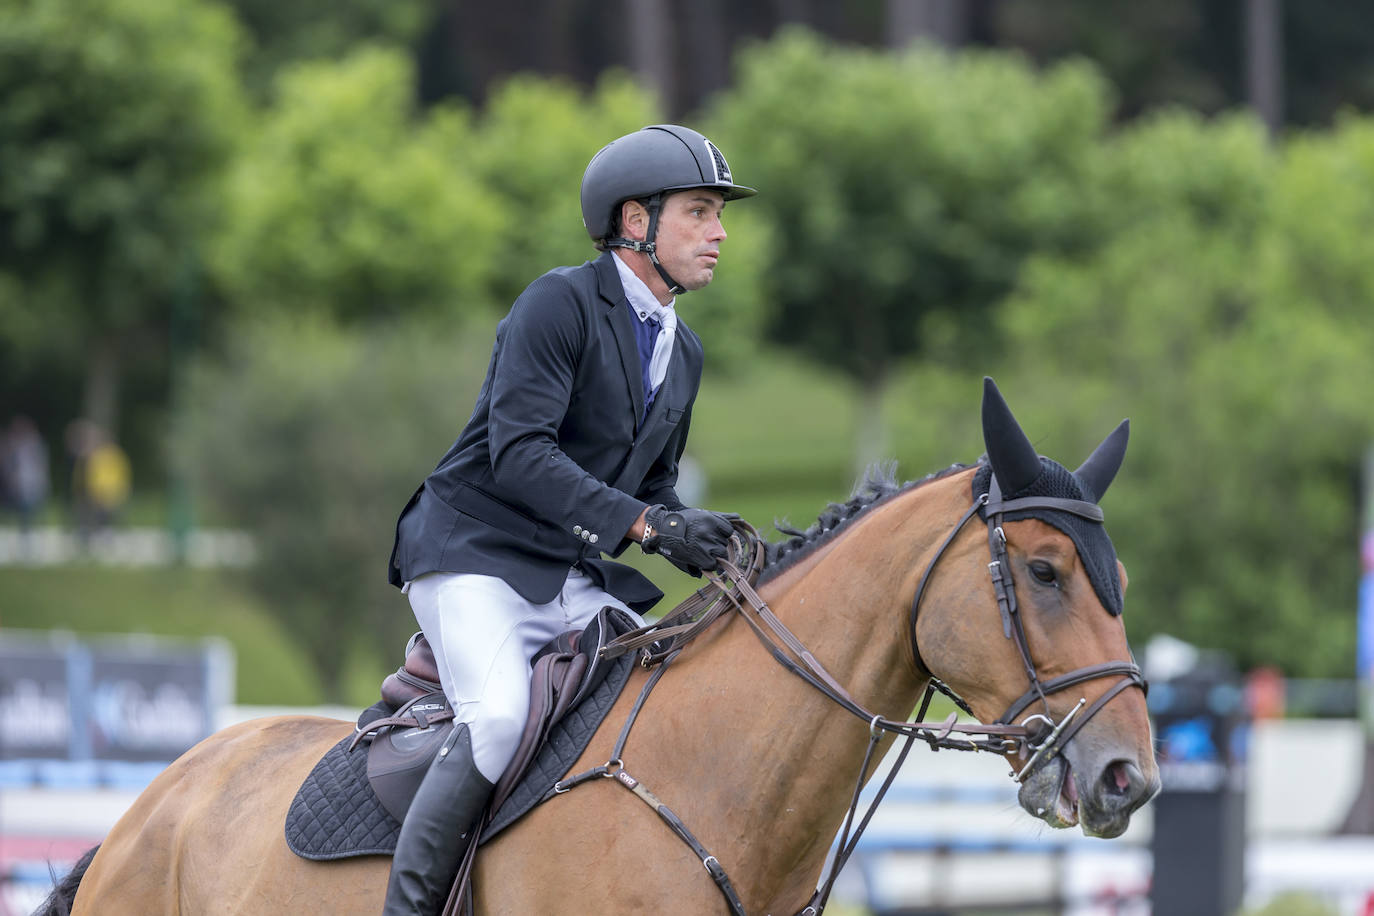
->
xmin=711 ymin=29 xmax=1114 ymax=469
xmin=172 ymin=313 xmax=496 ymax=700
xmin=210 ymin=47 xmax=506 ymax=324
xmin=463 ymin=72 xmax=659 ymax=305
xmin=223 ymin=0 xmax=437 ymax=96
xmin=992 ymin=109 xmax=1374 ymax=677
xmin=0 ymin=0 xmax=246 ymax=439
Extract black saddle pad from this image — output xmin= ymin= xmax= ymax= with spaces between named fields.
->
xmin=285 ymin=616 xmax=638 ymax=861
xmin=286 ymin=734 xmax=402 ymax=859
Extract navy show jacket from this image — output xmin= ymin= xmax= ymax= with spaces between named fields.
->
xmin=388 ymin=251 xmax=701 ymax=612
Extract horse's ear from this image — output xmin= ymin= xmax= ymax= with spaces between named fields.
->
xmin=981 ymin=377 xmax=1041 ymax=494
xmin=1075 ymin=419 xmax=1129 ymax=502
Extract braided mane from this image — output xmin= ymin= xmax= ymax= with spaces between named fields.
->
xmin=758 ymin=461 xmax=974 ymax=584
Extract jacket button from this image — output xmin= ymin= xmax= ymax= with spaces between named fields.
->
xmin=573 ymin=525 xmax=583 ymax=535
xmin=589 ymin=533 xmax=599 ymax=544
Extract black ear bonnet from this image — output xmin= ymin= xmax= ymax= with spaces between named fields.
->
xmin=972 ymin=461 xmax=1124 ymax=617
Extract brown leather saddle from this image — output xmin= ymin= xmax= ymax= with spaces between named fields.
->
xmin=351 ymin=606 xmax=632 ymax=827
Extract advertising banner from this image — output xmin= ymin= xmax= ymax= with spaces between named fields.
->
xmin=0 ymin=633 xmax=232 ymax=767
xmin=0 ymin=637 xmax=75 ymax=760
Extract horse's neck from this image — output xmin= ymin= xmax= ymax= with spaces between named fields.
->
xmin=629 ymin=472 xmax=969 ymax=908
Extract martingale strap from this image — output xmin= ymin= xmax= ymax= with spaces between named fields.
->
xmin=553 ymin=657 xmax=748 ymax=916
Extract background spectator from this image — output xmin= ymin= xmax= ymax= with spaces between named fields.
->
xmin=2 ymin=415 xmax=50 ymax=533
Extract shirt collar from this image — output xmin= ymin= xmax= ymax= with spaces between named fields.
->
xmin=611 ymin=250 xmax=675 ymax=324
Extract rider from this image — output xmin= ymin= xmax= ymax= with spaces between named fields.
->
xmin=382 ymin=124 xmax=757 ymax=915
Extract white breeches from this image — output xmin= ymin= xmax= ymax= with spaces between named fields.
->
xmin=404 ymin=569 xmax=642 ymax=782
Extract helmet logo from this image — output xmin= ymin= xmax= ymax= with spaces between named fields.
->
xmin=705 ymin=140 xmax=732 ymax=185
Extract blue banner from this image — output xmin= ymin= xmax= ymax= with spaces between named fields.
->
xmin=0 ymin=633 xmax=232 ymax=768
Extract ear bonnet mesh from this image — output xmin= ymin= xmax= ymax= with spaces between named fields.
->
xmin=973 ymin=460 xmax=1124 ymax=617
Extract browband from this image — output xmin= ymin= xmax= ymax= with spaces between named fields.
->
xmin=985 ymin=472 xmax=1105 ymax=524
xmin=985 ymin=495 xmax=1104 ymax=523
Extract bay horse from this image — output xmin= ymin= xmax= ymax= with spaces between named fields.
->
xmin=49 ymin=379 xmax=1158 ymax=915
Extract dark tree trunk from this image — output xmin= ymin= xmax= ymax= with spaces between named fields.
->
xmin=886 ymin=0 xmax=969 ymax=48
xmin=1245 ymin=0 xmax=1284 ymax=134
xmin=628 ymin=0 xmax=673 ymax=108
xmin=83 ymin=337 xmax=121 ymax=437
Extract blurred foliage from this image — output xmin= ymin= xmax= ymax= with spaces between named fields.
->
xmin=981 ymin=110 xmax=1374 ymax=676
xmin=462 ymin=72 xmax=657 ymax=306
xmin=992 ymin=0 xmax=1231 ymax=118
xmin=170 ymin=312 xmax=495 ymax=695
xmin=209 ymin=48 xmax=506 ymax=323
xmin=710 ymin=30 xmax=1113 ymax=468
xmin=0 ymin=0 xmax=246 ymax=440
xmin=713 ymin=31 xmax=1113 ymax=388
xmin=9 ymin=12 xmax=1374 ymax=697
xmin=222 ymin=0 xmax=436 ymax=97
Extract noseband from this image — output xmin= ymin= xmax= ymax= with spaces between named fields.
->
xmin=908 ymin=485 xmax=1147 ymax=783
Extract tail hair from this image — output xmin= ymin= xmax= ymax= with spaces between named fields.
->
xmin=30 ymin=844 xmax=99 ymax=916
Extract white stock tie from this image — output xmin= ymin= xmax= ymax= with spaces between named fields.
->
xmin=646 ymin=303 xmax=677 ymax=392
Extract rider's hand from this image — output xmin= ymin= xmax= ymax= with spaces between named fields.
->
xmin=640 ymin=505 xmax=735 ymax=576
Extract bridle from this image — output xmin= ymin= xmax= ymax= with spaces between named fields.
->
xmin=908 ymin=481 xmax=1146 ymax=783
xmin=555 ymin=483 xmax=1146 ymax=916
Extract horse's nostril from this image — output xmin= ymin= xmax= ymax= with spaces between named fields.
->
xmin=1101 ymin=760 xmax=1137 ymax=797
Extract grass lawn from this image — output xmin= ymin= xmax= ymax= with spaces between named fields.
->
xmin=0 ymin=564 xmax=325 ymax=705
xmin=1 ymin=349 xmax=971 ymax=710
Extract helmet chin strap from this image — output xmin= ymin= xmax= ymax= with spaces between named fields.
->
xmin=604 ymin=193 xmax=685 ymax=296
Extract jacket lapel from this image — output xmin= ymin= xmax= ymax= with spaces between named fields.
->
xmin=609 ymin=326 xmax=686 ymax=493
xmin=595 ymin=253 xmax=645 ymax=427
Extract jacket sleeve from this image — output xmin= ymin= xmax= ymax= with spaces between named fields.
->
xmin=486 ymin=273 xmax=646 ymax=545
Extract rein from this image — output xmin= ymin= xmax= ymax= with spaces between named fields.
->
xmin=562 ymin=491 xmax=1145 ymax=916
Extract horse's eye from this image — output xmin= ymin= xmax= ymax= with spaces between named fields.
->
xmin=1028 ymin=560 xmax=1058 ymax=585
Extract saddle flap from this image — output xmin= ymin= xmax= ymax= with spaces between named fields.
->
xmin=357 ymin=606 xmax=639 ymax=837
xmin=287 ymin=607 xmax=642 ymax=864
xmin=365 ymin=692 xmax=454 ymax=823
xmin=487 ymin=607 xmax=624 ymax=814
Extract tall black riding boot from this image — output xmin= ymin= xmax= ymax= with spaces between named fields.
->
xmin=382 ymin=723 xmax=494 ymax=916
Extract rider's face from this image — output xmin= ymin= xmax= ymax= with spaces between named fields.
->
xmin=649 ymin=190 xmax=728 ymax=293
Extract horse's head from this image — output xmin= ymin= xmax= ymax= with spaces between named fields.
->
xmin=913 ymin=379 xmax=1159 ymax=838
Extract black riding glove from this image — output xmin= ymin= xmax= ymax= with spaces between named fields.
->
xmin=640 ymin=504 xmax=734 ymax=577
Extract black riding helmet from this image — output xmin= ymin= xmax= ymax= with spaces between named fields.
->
xmin=581 ymin=124 xmax=756 ymax=295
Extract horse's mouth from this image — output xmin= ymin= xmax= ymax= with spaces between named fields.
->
xmin=1019 ymin=752 xmax=1155 ymax=838
xmin=1018 ymin=755 xmax=1079 ymax=829
xmin=1051 ymin=760 xmax=1079 ymax=827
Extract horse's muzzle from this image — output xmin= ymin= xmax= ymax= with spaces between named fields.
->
xmin=1017 ymin=752 xmax=1159 ymax=838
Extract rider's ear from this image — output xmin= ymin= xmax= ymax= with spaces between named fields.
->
xmin=981 ymin=377 xmax=1041 ymax=495
xmin=620 ymin=200 xmax=649 ymax=241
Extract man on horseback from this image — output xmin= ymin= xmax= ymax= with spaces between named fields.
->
xmin=383 ymin=124 xmax=756 ymax=915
